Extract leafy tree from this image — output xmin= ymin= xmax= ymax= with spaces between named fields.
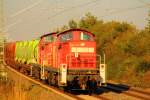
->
xmin=68 ymin=19 xmax=77 ymax=29
xmin=60 ymin=25 xmax=68 ymax=32
xmin=146 ymin=10 xmax=150 ymax=32
xmin=58 ymin=12 xmax=150 ymax=87
xmin=79 ymin=12 xmax=98 ymax=29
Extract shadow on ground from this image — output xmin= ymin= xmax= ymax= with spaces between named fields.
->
xmin=67 ymin=83 xmax=130 ymax=95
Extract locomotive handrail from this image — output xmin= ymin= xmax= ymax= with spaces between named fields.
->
xmin=33 ymin=43 xmax=38 ymax=63
xmin=97 ymin=53 xmax=107 ymax=84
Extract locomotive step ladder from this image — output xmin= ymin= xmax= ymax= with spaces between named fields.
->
xmin=99 ymin=53 xmax=106 ymax=85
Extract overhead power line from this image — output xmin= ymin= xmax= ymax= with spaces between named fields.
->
xmin=48 ymin=0 xmax=101 ymax=19
xmin=100 ymin=4 xmax=149 ymax=18
xmin=10 ymin=0 xmax=43 ymax=18
xmin=135 ymin=0 xmax=150 ymax=6
xmin=3 ymin=20 xmax=21 ymax=32
xmin=4 ymin=0 xmax=43 ymax=31
xmin=4 ymin=0 xmax=101 ymax=32
xmin=6 ymin=0 xmax=149 ymax=32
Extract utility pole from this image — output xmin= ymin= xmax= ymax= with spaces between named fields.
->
xmin=0 ymin=0 xmax=4 ymax=65
xmin=0 ymin=0 xmax=7 ymax=81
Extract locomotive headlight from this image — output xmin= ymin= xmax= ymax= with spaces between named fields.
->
xmin=80 ymin=43 xmax=85 ymax=46
xmin=88 ymin=48 xmax=94 ymax=52
xmin=71 ymin=47 xmax=94 ymax=53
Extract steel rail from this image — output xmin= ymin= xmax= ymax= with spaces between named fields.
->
xmin=107 ymin=83 xmax=150 ymax=100
xmin=5 ymin=65 xmax=84 ymax=100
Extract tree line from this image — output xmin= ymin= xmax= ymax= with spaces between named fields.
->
xmin=57 ymin=12 xmax=150 ymax=87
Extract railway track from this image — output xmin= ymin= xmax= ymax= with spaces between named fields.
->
xmin=4 ymin=64 xmax=150 ymax=100
xmin=5 ymin=64 xmax=110 ymax=100
xmin=5 ymin=64 xmax=83 ymax=100
xmin=106 ymin=83 xmax=150 ymax=100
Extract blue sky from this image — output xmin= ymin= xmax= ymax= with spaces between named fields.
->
xmin=3 ymin=0 xmax=150 ymax=41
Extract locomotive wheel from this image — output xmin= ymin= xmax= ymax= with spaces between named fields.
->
xmin=33 ymin=67 xmax=40 ymax=79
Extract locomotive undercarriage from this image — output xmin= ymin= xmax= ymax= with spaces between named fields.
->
xmin=32 ymin=64 xmax=102 ymax=90
xmin=7 ymin=56 xmax=106 ymax=92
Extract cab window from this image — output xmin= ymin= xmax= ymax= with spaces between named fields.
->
xmin=80 ymin=32 xmax=93 ymax=41
xmin=60 ymin=32 xmax=73 ymax=42
xmin=44 ymin=35 xmax=54 ymax=42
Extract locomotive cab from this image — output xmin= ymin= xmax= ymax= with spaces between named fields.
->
xmin=57 ymin=29 xmax=96 ymax=70
xmin=39 ymin=33 xmax=57 ymax=67
xmin=38 ymin=33 xmax=57 ymax=80
xmin=57 ymin=29 xmax=100 ymax=87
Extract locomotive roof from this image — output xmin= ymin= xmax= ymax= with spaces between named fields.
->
xmin=40 ymin=29 xmax=95 ymax=39
xmin=40 ymin=32 xmax=57 ymax=39
xmin=57 ymin=28 xmax=95 ymax=37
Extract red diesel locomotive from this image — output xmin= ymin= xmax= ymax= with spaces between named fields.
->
xmin=4 ymin=29 xmax=106 ymax=89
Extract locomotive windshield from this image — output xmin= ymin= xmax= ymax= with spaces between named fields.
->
xmin=44 ymin=35 xmax=54 ymax=42
xmin=60 ymin=32 xmax=73 ymax=42
xmin=80 ymin=32 xmax=93 ymax=41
